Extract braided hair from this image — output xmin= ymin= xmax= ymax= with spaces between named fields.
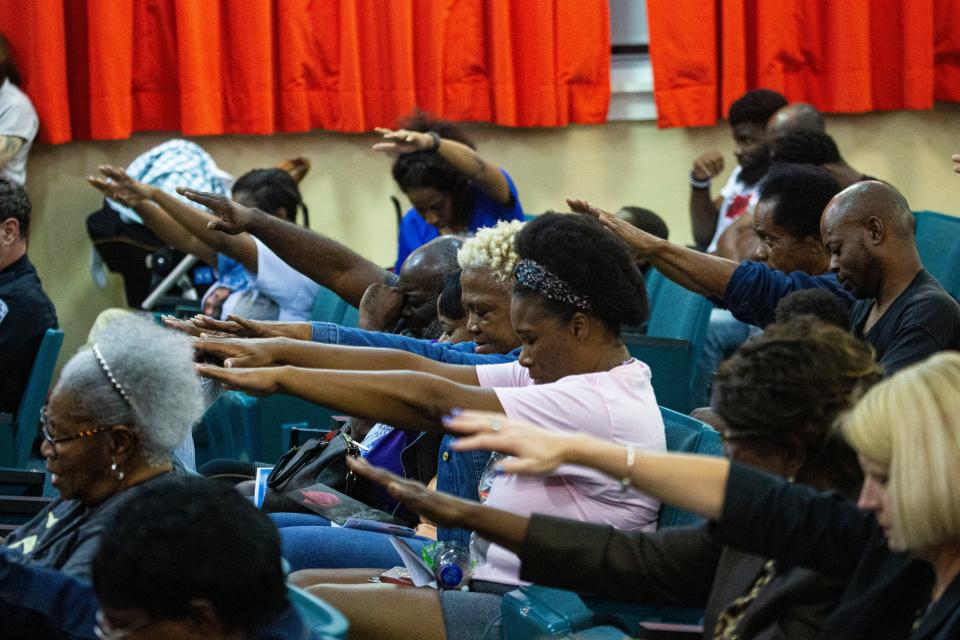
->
xmin=713 ymin=317 xmax=882 ymax=497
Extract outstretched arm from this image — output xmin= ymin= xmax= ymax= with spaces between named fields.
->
xmin=193 ymin=336 xmax=481 ymax=385
xmin=88 ymin=170 xmax=219 ymax=266
xmin=178 ymin=188 xmax=390 ymax=307
xmin=569 ymin=198 xmax=738 ymax=299
xmin=194 ymin=365 xmax=501 ymax=431
xmin=447 ymin=411 xmax=730 ymax=521
xmin=148 ymin=186 xmax=259 ymax=272
xmin=347 ymin=457 xmax=530 ymax=553
xmin=374 ymin=128 xmax=512 ymax=206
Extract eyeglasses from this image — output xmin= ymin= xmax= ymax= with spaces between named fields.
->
xmin=40 ymin=407 xmax=116 ymax=446
xmin=94 ymin=609 xmax=157 ymax=640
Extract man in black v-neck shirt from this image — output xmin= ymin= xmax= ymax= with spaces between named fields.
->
xmin=821 ymin=181 xmax=960 ymax=374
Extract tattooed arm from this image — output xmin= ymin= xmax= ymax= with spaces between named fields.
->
xmin=0 ymin=136 xmax=24 ymax=169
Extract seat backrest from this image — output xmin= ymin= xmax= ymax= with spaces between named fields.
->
xmin=914 ymin=211 xmax=960 ymax=299
xmin=339 ymin=304 xmax=360 ymax=329
xmin=658 ymin=406 xmax=722 ymax=529
xmin=287 ymin=584 xmax=350 ymax=639
xmin=645 ymin=270 xmax=713 ymax=350
xmin=11 ymin=329 xmax=64 ymax=468
xmin=310 ymin=286 xmax=350 ymax=324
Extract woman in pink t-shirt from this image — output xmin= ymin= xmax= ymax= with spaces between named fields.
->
xmin=197 ymin=212 xmax=665 ymax=640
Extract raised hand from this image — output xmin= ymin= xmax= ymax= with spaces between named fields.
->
xmin=566 ymin=197 xmax=613 ymax=221
xmin=220 ymin=314 xmax=312 ymax=340
xmin=192 ymin=337 xmax=281 ymax=368
xmin=87 ymin=165 xmax=152 ymax=206
xmin=161 ymin=315 xmax=231 ymax=339
xmin=692 ymin=150 xmax=725 ymax=181
xmin=566 ymin=197 xmax=661 ymax=257
xmin=346 ymin=457 xmax=473 ymax=527
xmin=193 ymin=364 xmax=283 ymax=396
xmin=176 ymin=187 xmax=261 ymax=235
xmin=358 ymin=283 xmax=406 ymax=332
xmin=445 ymin=410 xmax=578 ymax=476
xmin=371 ymin=127 xmax=437 ymax=157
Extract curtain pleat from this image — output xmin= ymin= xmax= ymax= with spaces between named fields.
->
xmin=0 ymin=0 xmax=609 ymax=143
xmin=649 ymin=0 xmax=956 ymax=128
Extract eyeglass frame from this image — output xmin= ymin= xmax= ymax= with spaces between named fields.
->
xmin=39 ymin=406 xmax=117 ymax=446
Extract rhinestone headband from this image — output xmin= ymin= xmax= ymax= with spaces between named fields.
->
xmin=92 ymin=344 xmax=133 ymax=406
xmin=514 ymin=260 xmax=592 ymax=310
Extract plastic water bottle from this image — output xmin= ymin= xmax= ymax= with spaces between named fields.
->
xmin=433 ymin=541 xmax=473 ymax=590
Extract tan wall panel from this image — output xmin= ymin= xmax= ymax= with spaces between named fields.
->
xmin=22 ymin=104 xmax=960 ymax=368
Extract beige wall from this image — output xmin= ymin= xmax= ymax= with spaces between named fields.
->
xmin=23 ymin=103 xmax=960 ymax=367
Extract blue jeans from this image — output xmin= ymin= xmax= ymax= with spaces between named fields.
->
xmin=696 ymin=308 xmax=762 ymax=403
xmin=436 ymin=435 xmax=490 ymax=546
xmin=277 ymin=525 xmax=432 ymax=571
xmin=270 ymin=435 xmax=490 ymax=570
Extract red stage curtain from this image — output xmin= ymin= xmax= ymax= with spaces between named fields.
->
xmin=0 ymin=0 xmax=610 ymax=144
xmin=648 ymin=0 xmax=960 ymax=128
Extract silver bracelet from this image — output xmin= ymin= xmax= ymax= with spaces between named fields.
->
xmin=427 ymin=131 xmax=441 ymax=151
xmin=619 ymin=444 xmax=636 ymax=493
xmin=689 ymin=172 xmax=712 ymax=190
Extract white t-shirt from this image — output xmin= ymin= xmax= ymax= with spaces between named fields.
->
xmin=471 ymin=358 xmax=665 ymax=585
xmin=0 ymin=79 xmax=39 ymax=185
xmin=245 ymin=237 xmax=321 ymax=321
xmin=707 ymin=165 xmax=760 ymax=253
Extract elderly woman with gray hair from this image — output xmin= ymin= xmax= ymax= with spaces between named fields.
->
xmin=3 ymin=314 xmax=203 ymax=580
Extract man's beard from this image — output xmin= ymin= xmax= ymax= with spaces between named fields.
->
xmin=739 ymin=157 xmax=771 ymax=187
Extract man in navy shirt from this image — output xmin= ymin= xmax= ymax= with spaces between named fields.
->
xmin=821 ymin=180 xmax=960 ymax=373
xmin=0 ymin=177 xmax=56 ymax=417
xmin=573 ymin=171 xmax=960 ymax=374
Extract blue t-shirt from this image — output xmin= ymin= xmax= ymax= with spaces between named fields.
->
xmin=395 ymin=169 xmax=525 ymax=271
xmin=717 ymin=261 xmax=855 ymax=328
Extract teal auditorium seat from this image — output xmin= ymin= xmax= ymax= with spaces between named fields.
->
xmin=500 ymin=407 xmax=720 ymax=640
xmin=311 ymin=285 xmax=352 ymax=324
xmin=625 ymin=270 xmax=713 ymax=413
xmin=196 ymin=288 xmax=358 ymax=465
xmin=287 ymin=585 xmax=349 ymax=639
xmin=914 ymin=211 xmax=960 ymax=300
xmin=0 ymin=329 xmax=64 ymax=468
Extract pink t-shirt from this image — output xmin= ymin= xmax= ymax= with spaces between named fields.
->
xmin=470 ymin=358 xmax=666 ymax=585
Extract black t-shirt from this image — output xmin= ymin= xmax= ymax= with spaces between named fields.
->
xmin=0 ymin=254 xmax=58 ymax=415
xmin=850 ymin=269 xmax=960 ymax=374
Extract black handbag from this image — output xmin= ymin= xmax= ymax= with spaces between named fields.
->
xmin=261 ymin=431 xmax=363 ymax=513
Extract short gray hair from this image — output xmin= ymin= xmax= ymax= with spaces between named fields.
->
xmin=57 ymin=314 xmax=203 ymax=465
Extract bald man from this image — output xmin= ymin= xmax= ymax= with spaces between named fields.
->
xmin=820 ymin=181 xmax=960 ymax=372
xmin=766 ymin=104 xmax=872 ymax=188
xmin=766 ymin=103 xmax=825 ymax=140
xmin=574 ymin=178 xmax=960 ymax=375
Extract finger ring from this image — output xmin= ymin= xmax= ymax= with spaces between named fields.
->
xmin=490 ymin=420 xmax=501 ymax=432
